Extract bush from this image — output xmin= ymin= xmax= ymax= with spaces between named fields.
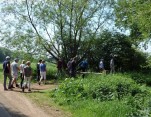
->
xmin=50 ymin=73 xmax=151 ymax=116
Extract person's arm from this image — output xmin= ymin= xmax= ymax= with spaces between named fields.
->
xmin=45 ymin=64 xmax=47 ymax=72
xmin=8 ymin=62 xmax=11 ymax=74
xmin=17 ymin=64 xmax=20 ymax=71
xmin=30 ymin=67 xmax=32 ymax=77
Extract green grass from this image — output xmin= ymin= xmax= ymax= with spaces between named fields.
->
xmin=0 ymin=65 xmax=3 ymax=83
xmin=70 ymin=100 xmax=130 ymax=117
xmin=1 ymin=62 xmax=151 ymax=117
xmin=51 ymin=73 xmax=151 ymax=117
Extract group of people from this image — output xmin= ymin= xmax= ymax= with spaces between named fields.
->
xmin=3 ymin=56 xmax=32 ymax=92
xmin=56 ymin=56 xmax=115 ymax=78
xmin=56 ymin=56 xmax=88 ymax=78
xmin=99 ymin=58 xmax=115 ymax=74
xmin=2 ymin=56 xmax=46 ymax=92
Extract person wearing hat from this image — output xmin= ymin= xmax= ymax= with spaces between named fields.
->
xmin=11 ymin=58 xmax=20 ymax=88
xmin=2 ymin=56 xmax=12 ymax=90
xmin=22 ymin=61 xmax=32 ymax=92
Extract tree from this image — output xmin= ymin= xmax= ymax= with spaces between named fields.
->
xmin=0 ymin=0 xmax=114 ymax=63
xmin=114 ymin=0 xmax=151 ymax=42
xmin=0 ymin=47 xmax=12 ymax=62
xmin=86 ymin=30 xmax=147 ymax=71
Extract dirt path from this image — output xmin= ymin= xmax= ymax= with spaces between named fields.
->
xmin=0 ymin=83 xmax=66 ymax=117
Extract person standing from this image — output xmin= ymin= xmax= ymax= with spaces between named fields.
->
xmin=2 ymin=56 xmax=12 ymax=90
xmin=39 ymin=60 xmax=46 ymax=85
xmin=99 ymin=59 xmax=104 ymax=72
xmin=78 ymin=59 xmax=88 ymax=78
xmin=71 ymin=57 xmax=77 ymax=77
xmin=67 ymin=58 xmax=73 ymax=77
xmin=22 ymin=61 xmax=32 ymax=92
xmin=20 ymin=60 xmax=26 ymax=88
xmin=110 ymin=58 xmax=115 ymax=74
xmin=56 ymin=58 xmax=63 ymax=77
xmin=36 ymin=59 xmax=42 ymax=81
xmin=11 ymin=58 xmax=20 ymax=88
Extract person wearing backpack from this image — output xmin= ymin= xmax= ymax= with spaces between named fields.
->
xmin=22 ymin=61 xmax=32 ymax=92
xmin=78 ymin=59 xmax=88 ymax=78
xmin=2 ymin=56 xmax=12 ymax=91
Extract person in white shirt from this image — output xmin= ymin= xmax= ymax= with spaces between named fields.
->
xmin=110 ymin=58 xmax=115 ymax=74
xmin=99 ymin=59 xmax=104 ymax=72
xmin=11 ymin=58 xmax=20 ymax=88
xmin=20 ymin=60 xmax=26 ymax=88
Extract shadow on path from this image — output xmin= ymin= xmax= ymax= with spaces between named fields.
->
xmin=0 ymin=103 xmax=27 ymax=117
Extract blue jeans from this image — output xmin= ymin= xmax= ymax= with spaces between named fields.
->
xmin=4 ymin=73 xmax=12 ymax=89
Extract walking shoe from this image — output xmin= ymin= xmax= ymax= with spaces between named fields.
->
xmin=38 ymin=82 xmax=41 ymax=85
xmin=22 ymin=87 xmax=25 ymax=92
xmin=4 ymin=88 xmax=8 ymax=91
xmin=11 ymin=85 xmax=15 ymax=88
xmin=16 ymin=84 xmax=19 ymax=87
xmin=28 ymin=89 xmax=31 ymax=92
xmin=8 ymin=86 xmax=12 ymax=90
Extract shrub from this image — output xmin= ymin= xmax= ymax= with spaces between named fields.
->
xmin=50 ymin=73 xmax=151 ymax=116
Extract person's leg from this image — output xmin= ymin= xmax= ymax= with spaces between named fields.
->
xmin=82 ymin=68 xmax=85 ymax=78
xmin=15 ymin=74 xmax=19 ymax=87
xmin=28 ymin=76 xmax=31 ymax=91
xmin=43 ymin=72 xmax=46 ymax=84
xmin=37 ymin=70 xmax=40 ymax=81
xmin=8 ymin=74 xmax=12 ymax=89
xmin=39 ymin=72 xmax=43 ymax=85
xmin=3 ymin=73 xmax=7 ymax=90
xmin=15 ymin=77 xmax=19 ymax=87
xmin=22 ymin=76 xmax=27 ymax=92
xmin=20 ymin=73 xmax=24 ymax=88
xmin=11 ymin=75 xmax=15 ymax=88
xmin=110 ymin=67 xmax=113 ymax=74
xmin=11 ymin=74 xmax=19 ymax=87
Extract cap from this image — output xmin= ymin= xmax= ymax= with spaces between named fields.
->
xmin=6 ymin=56 xmax=10 ymax=60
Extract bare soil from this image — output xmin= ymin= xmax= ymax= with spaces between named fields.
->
xmin=0 ymin=83 xmax=68 ymax=117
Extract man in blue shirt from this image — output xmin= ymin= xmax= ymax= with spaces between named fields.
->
xmin=39 ymin=60 xmax=46 ymax=85
xmin=78 ymin=59 xmax=88 ymax=78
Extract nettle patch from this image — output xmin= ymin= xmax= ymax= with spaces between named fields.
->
xmin=50 ymin=74 xmax=151 ymax=116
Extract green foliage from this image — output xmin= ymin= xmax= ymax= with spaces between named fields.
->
xmin=0 ymin=47 xmax=12 ymax=62
xmin=115 ymin=0 xmax=151 ymax=39
xmin=86 ymin=30 xmax=148 ymax=71
xmin=0 ymin=0 xmax=115 ymax=63
xmin=51 ymin=74 xmax=151 ymax=116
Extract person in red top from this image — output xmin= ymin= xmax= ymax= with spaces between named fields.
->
xmin=56 ymin=58 xmax=63 ymax=77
